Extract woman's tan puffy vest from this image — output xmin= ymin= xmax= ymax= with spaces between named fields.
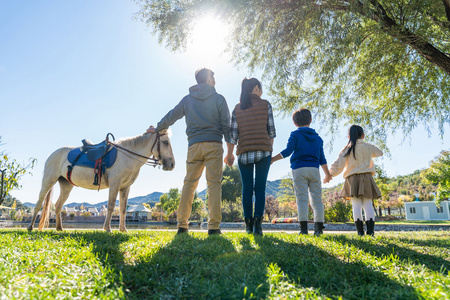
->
xmin=234 ymin=95 xmax=272 ymax=155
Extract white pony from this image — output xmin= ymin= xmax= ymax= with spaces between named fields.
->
xmin=27 ymin=129 xmax=174 ymax=232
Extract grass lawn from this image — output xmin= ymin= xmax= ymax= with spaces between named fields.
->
xmin=0 ymin=230 xmax=449 ymax=299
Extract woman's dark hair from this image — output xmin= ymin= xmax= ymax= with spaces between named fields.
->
xmin=344 ymin=125 xmax=364 ymax=159
xmin=240 ymin=78 xmax=261 ymax=110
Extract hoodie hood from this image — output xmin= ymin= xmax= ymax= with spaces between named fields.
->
xmin=188 ymin=83 xmax=216 ymax=100
xmin=297 ymin=127 xmax=319 ymax=142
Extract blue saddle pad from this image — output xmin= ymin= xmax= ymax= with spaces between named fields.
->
xmin=67 ymin=147 xmax=118 ymax=169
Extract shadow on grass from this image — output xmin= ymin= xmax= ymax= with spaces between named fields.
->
xmin=396 ymin=234 xmax=450 ymax=250
xmin=6 ymin=229 xmax=426 ymax=299
xmin=323 ymin=234 xmax=450 ymax=273
xmin=253 ymin=234 xmax=419 ymax=299
xmin=116 ymin=232 xmax=267 ymax=299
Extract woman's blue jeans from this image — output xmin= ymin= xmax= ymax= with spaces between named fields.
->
xmin=238 ymin=155 xmax=271 ymax=219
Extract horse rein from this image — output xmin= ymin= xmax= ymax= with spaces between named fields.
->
xmin=107 ymin=132 xmax=166 ymax=168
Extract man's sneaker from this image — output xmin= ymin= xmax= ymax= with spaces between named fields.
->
xmin=208 ymin=229 xmax=222 ymax=235
xmin=177 ymin=228 xmax=189 ymax=235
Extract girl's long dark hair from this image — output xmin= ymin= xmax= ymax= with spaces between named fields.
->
xmin=240 ymin=78 xmax=261 ymax=110
xmin=344 ymin=125 xmax=364 ymax=159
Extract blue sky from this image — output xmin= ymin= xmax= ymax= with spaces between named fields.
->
xmin=1 ymin=1 xmax=448 ymax=205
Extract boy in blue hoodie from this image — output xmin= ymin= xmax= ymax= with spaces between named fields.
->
xmin=272 ymin=108 xmax=331 ymax=236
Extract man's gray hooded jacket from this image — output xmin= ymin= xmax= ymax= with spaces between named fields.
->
xmin=156 ymin=83 xmax=231 ymax=146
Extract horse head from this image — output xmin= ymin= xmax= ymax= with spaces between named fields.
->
xmin=153 ymin=129 xmax=175 ymax=171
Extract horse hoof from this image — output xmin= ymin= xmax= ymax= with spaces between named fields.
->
xmin=104 ymin=228 xmax=111 ymax=233
xmin=56 ymin=228 xmax=63 ymax=231
xmin=27 ymin=226 xmax=33 ymax=232
xmin=119 ymin=228 xmax=128 ymax=233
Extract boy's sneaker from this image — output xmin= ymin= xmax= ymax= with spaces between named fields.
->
xmin=208 ymin=229 xmax=222 ymax=235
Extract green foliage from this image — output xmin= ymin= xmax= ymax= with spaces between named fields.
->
xmin=323 ymin=188 xmax=353 ymax=222
xmin=422 ymin=150 xmax=450 ymax=205
xmin=265 ymin=195 xmax=279 ymax=221
xmin=1 ymin=195 xmax=30 ymax=212
xmin=0 ymin=137 xmax=36 ymax=204
xmin=221 ymin=165 xmax=242 ymax=203
xmin=278 ymin=175 xmax=296 ymax=203
xmin=1 ymin=230 xmax=450 ymax=298
xmin=221 ymin=198 xmax=243 ymax=222
xmin=136 ymin=0 xmax=450 ymax=145
xmin=191 ymin=193 xmax=204 ymax=221
xmin=160 ymin=188 xmax=181 ymax=217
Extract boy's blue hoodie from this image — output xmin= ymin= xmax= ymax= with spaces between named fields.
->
xmin=280 ymin=127 xmax=327 ymax=170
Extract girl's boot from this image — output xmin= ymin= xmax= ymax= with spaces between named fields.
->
xmin=366 ymin=218 xmax=375 ymax=236
xmin=244 ymin=218 xmax=254 ymax=234
xmin=314 ymin=222 xmax=324 ymax=236
xmin=355 ymin=219 xmax=365 ymax=236
xmin=254 ymin=216 xmax=263 ymax=236
xmin=299 ymin=221 xmax=308 ymax=235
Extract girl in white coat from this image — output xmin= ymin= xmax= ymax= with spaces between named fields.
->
xmin=329 ymin=125 xmax=383 ymax=236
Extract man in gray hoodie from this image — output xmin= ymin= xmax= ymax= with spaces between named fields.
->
xmin=150 ymin=68 xmax=231 ymax=235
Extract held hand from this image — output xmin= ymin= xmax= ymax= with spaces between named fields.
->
xmin=224 ymin=154 xmax=235 ymax=167
xmin=146 ymin=126 xmax=156 ymax=133
xmin=323 ymin=174 xmax=332 ymax=184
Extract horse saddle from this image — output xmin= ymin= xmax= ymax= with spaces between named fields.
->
xmin=68 ymin=133 xmax=117 ymax=169
xmin=66 ymin=133 xmax=118 ymax=188
xmin=81 ymin=132 xmax=116 ymax=161
xmin=67 ymin=147 xmax=117 ymax=169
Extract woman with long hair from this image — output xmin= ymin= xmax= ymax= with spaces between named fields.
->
xmin=225 ymin=78 xmax=276 ymax=235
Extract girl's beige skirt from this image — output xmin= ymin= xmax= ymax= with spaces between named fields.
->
xmin=340 ymin=173 xmax=382 ymax=199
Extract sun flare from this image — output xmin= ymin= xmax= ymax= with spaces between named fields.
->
xmin=186 ymin=15 xmax=230 ymax=64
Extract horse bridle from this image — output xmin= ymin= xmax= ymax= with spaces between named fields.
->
xmin=107 ymin=131 xmax=166 ymax=167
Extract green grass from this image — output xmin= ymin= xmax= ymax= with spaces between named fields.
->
xmin=1 ymin=230 xmax=449 ymax=299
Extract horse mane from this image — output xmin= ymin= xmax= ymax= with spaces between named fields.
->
xmin=117 ymin=129 xmax=169 ymax=149
xmin=117 ymin=133 xmax=152 ymax=149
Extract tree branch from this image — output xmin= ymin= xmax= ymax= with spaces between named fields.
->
xmin=366 ymin=0 xmax=450 ymax=75
xmin=444 ymin=0 xmax=450 ymax=22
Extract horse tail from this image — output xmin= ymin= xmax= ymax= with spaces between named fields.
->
xmin=38 ymin=187 xmax=53 ymax=231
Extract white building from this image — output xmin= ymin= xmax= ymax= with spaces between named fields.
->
xmin=87 ymin=207 xmax=99 ymax=216
xmin=126 ymin=204 xmax=151 ymax=220
xmin=405 ymin=201 xmax=450 ymax=221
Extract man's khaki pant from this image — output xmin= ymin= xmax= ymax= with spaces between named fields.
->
xmin=177 ymin=142 xmax=223 ymax=230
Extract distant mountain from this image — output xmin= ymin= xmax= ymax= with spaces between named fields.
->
xmin=266 ymin=179 xmax=282 ymax=197
xmin=60 ymin=202 xmax=99 ymax=208
xmin=21 ymin=192 xmax=164 ymax=209
xmin=198 ymin=189 xmax=207 ymax=199
xmin=83 ymin=192 xmax=164 ymax=208
xmin=126 ymin=192 xmax=164 ymax=206
xmin=23 ymin=202 xmax=36 ymax=209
